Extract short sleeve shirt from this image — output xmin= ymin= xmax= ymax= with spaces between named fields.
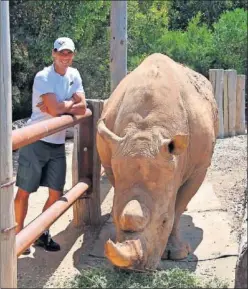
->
xmin=27 ymin=65 xmax=84 ymax=144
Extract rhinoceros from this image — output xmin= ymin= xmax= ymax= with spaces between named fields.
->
xmin=96 ymin=53 xmax=218 ymax=270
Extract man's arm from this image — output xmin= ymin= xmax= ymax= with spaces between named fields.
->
xmin=37 ymin=92 xmax=86 ymax=116
xmin=67 ymin=92 xmax=86 ymax=115
xmin=37 ymin=93 xmax=76 ymax=117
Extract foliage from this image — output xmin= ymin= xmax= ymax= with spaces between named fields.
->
xmin=157 ymin=13 xmax=214 ymax=76
xmin=9 ymin=0 xmax=248 ymax=120
xmin=212 ymin=8 xmax=247 ymax=74
xmin=64 ymin=266 xmax=228 ymax=288
xmin=166 ymin=0 xmax=247 ymax=30
xmin=9 ymin=0 xmax=111 ymax=120
xmin=127 ymin=1 xmax=168 ymax=70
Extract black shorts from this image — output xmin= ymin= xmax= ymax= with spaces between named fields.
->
xmin=16 ymin=140 xmax=66 ymax=193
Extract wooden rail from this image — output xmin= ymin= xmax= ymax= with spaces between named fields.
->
xmin=12 ymin=110 xmax=92 ymax=150
xmin=12 ymin=99 xmax=104 ymax=256
xmin=16 ymin=181 xmax=90 ymax=257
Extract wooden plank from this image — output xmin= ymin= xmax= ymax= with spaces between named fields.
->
xmin=223 ymin=71 xmax=229 ymax=137
xmin=226 ymin=70 xmax=237 ymax=137
xmin=88 ymin=100 xmax=104 ymax=226
xmin=110 ymin=0 xmax=127 ymax=92
xmin=72 ymin=100 xmax=104 ymax=227
xmin=236 ymin=75 xmax=246 ymax=135
xmin=0 ymin=1 xmax=17 ymax=288
xmin=72 ymin=115 xmax=92 ymax=227
xmin=209 ymin=69 xmax=224 ymax=138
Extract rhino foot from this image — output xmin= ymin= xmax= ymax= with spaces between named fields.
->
xmin=161 ymin=235 xmax=191 ymax=260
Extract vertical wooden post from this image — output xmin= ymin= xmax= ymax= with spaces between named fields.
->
xmin=236 ymin=75 xmax=246 ymax=135
xmin=110 ymin=0 xmax=127 ymax=92
xmin=72 ymin=100 xmax=104 ymax=227
xmin=0 ymin=1 xmax=17 ymax=288
xmin=209 ymin=69 xmax=224 ymax=138
xmin=226 ymin=69 xmax=237 ymax=137
xmin=223 ymin=71 xmax=229 ymax=137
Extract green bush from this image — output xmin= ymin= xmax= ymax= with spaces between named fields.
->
xmin=212 ymin=8 xmax=247 ymax=74
xmin=157 ymin=14 xmax=214 ymax=76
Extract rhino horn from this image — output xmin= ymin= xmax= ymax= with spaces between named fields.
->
xmin=97 ymin=119 xmax=124 ymax=144
xmin=120 ymin=200 xmax=150 ymax=232
xmin=104 ymin=239 xmax=143 ymax=268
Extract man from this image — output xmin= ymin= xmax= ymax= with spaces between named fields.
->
xmin=14 ymin=37 xmax=86 ymax=254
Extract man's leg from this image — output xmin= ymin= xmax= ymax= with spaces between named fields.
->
xmin=34 ymin=143 xmax=66 ymax=252
xmin=42 ymin=188 xmax=62 ymax=212
xmin=14 ymin=188 xmax=30 ymax=234
xmin=34 ymin=188 xmax=62 ymax=251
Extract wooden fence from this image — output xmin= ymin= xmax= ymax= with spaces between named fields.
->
xmin=12 ymin=100 xmax=104 ymax=258
xmin=209 ymin=69 xmax=246 ymax=138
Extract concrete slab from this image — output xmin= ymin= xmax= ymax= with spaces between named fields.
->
xmin=187 ymin=181 xmax=223 ymax=212
xmin=179 ymin=211 xmax=238 ymax=260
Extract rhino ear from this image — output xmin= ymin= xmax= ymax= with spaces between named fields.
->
xmin=168 ymin=134 xmax=189 ymax=155
xmin=161 ymin=134 xmax=188 ymax=156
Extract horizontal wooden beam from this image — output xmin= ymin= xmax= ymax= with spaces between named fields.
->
xmin=12 ymin=109 xmax=92 ymax=150
xmin=16 ymin=180 xmax=90 ymax=257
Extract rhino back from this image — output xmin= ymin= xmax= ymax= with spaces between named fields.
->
xmin=100 ymin=53 xmax=218 ymax=176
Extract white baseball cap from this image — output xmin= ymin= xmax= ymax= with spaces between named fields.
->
xmin=53 ymin=37 xmax=75 ymax=52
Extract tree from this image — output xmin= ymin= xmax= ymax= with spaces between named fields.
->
xmin=212 ymin=8 xmax=247 ymax=74
xmin=167 ymin=0 xmax=247 ymax=30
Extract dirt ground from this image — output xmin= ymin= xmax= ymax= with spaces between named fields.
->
xmin=13 ymin=134 xmax=247 ymax=288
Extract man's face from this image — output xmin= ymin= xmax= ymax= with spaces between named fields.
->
xmin=52 ymin=49 xmax=74 ymax=69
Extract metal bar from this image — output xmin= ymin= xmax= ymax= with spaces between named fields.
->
xmin=12 ymin=109 xmax=92 ymax=151
xmin=16 ymin=180 xmax=90 ymax=257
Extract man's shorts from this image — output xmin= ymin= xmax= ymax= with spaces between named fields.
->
xmin=16 ymin=140 xmax=66 ymax=193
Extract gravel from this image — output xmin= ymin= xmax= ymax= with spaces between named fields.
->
xmin=206 ymin=134 xmax=247 ymax=241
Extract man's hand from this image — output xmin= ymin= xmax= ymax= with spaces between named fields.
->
xmin=72 ymin=93 xmax=82 ymax=103
xmin=36 ymin=101 xmax=48 ymax=113
xmin=70 ymin=92 xmax=87 ymax=115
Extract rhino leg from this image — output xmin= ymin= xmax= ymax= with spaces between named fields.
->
xmin=162 ymin=168 xmax=207 ymax=260
xmin=104 ymin=166 xmax=115 ymax=188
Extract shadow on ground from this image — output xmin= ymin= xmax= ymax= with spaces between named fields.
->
xmin=17 ymin=221 xmax=82 ymax=288
xmin=72 ymin=212 xmax=204 ymax=274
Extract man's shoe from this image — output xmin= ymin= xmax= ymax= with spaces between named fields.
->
xmin=34 ymin=231 xmax=60 ymax=252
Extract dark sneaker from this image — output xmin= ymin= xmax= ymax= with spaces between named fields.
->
xmin=34 ymin=231 xmax=60 ymax=252
xmin=22 ymin=247 xmax=31 ymax=255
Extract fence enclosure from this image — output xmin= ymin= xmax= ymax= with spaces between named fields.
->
xmin=209 ymin=69 xmax=246 ymax=138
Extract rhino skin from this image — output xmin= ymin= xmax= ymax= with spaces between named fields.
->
xmin=96 ymin=53 xmax=218 ymax=270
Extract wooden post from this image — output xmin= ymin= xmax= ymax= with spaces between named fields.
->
xmin=72 ymin=100 xmax=104 ymax=227
xmin=236 ymin=75 xmax=246 ymax=135
xmin=225 ymin=69 xmax=237 ymax=137
xmin=223 ymin=71 xmax=229 ymax=137
xmin=0 ymin=1 xmax=17 ymax=288
xmin=110 ymin=0 xmax=127 ymax=92
xmin=209 ymin=69 xmax=224 ymax=138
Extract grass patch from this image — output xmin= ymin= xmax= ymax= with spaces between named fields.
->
xmin=66 ymin=267 xmax=228 ymax=288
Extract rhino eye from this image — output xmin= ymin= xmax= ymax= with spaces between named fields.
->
xmin=168 ymin=141 xmax=174 ymax=154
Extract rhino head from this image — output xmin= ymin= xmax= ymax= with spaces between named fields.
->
xmin=98 ymin=119 xmax=188 ymax=270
